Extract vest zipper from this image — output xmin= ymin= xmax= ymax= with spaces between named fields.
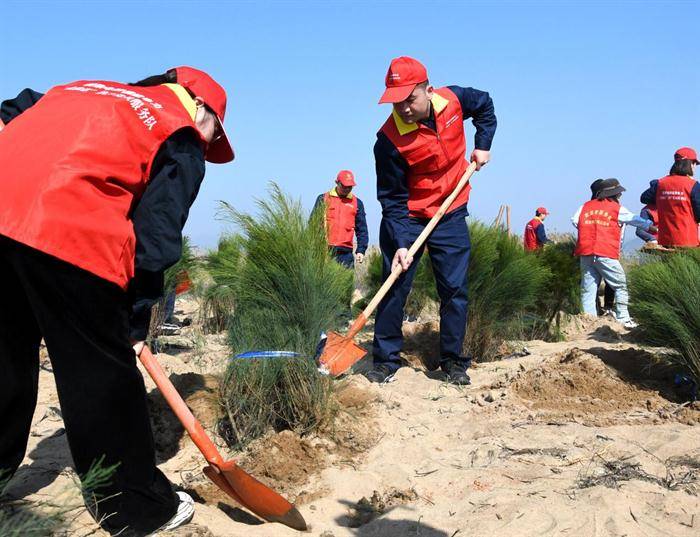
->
xmin=434 ymin=115 xmax=449 ymax=161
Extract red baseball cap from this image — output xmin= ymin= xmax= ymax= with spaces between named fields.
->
xmin=336 ymin=170 xmax=356 ymax=187
xmin=173 ymin=66 xmax=234 ymax=164
xmin=674 ymin=147 xmax=699 ymax=164
xmin=378 ymin=56 xmax=428 ymax=104
xmin=537 ymin=207 xmax=549 ymax=215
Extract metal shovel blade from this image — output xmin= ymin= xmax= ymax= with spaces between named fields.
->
xmin=204 ymin=461 xmax=307 ymax=531
xmin=317 ymin=330 xmax=367 ymax=376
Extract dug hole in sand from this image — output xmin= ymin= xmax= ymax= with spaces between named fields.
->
xmin=5 ymin=299 xmax=699 ymax=536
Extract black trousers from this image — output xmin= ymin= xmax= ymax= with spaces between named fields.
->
xmin=0 ymin=236 xmax=177 ymax=536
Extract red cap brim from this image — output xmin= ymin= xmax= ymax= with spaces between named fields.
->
xmin=205 ymin=115 xmax=234 ymax=164
xmin=378 ymin=84 xmax=417 ymax=104
xmin=338 ymin=178 xmax=356 ymax=187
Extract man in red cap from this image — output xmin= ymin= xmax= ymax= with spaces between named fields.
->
xmin=524 ymin=207 xmax=551 ymax=251
xmin=368 ymin=56 xmax=497 ymax=385
xmin=313 ymin=170 xmax=368 ymax=268
xmin=0 ymin=66 xmax=233 ymax=536
xmin=641 ymin=147 xmax=700 ymax=248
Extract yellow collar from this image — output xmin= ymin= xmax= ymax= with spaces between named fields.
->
xmin=328 ymin=187 xmax=353 ymax=199
xmin=391 ymin=92 xmax=450 ymax=136
xmin=162 ymin=83 xmax=197 ymax=121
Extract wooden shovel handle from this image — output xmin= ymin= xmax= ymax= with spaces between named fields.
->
xmin=348 ymin=162 xmax=478 ymax=338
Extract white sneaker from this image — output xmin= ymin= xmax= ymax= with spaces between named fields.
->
xmin=621 ymin=319 xmax=638 ymax=329
xmin=148 ymin=491 xmax=194 ymax=535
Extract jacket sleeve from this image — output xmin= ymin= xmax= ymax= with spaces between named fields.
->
xmin=375 ymin=132 xmax=411 ymax=250
xmin=1 ymin=88 xmax=44 ymax=124
xmin=447 ymin=85 xmax=497 ymax=151
xmin=618 ymin=206 xmax=653 ymax=230
xmin=640 ymin=180 xmax=658 ymax=205
xmin=535 ymin=223 xmax=549 ymax=244
xmin=635 ymin=207 xmax=656 ymax=242
xmin=128 ymin=128 xmax=206 ymax=340
xmin=691 ymin=182 xmax=700 ymax=222
xmin=354 ymin=198 xmax=369 ymax=254
xmin=311 ymin=194 xmax=325 ymax=220
xmin=571 ymin=205 xmax=583 ymax=228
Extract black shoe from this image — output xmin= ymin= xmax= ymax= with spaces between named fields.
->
xmin=444 ymin=361 xmax=471 ymax=386
xmin=364 ymin=364 xmax=394 ymax=383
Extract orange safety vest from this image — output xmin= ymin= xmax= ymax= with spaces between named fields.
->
xmin=0 ymin=80 xmax=202 ymax=289
xmin=524 ymin=218 xmax=543 ymax=251
xmin=574 ymin=199 xmax=623 ymax=259
xmin=655 ymin=175 xmax=700 ymax=247
xmin=379 ymin=87 xmax=470 ymax=219
xmin=324 ymin=189 xmax=358 ymax=249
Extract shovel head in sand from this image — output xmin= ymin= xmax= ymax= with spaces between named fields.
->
xmin=138 ymin=346 xmax=307 ymax=531
xmin=318 ymin=162 xmax=478 ymax=377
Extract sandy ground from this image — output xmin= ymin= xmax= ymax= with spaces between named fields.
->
xmin=4 ymin=300 xmax=699 ymax=537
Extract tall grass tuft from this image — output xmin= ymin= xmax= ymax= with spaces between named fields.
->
xmin=465 ymin=221 xmax=552 ymax=360
xmin=219 ymin=184 xmax=353 ymax=354
xmin=629 ymin=250 xmax=700 ymax=383
xmin=219 ymin=355 xmax=335 ymax=449
xmin=535 ymin=236 xmax=581 ymax=326
xmin=199 ymin=234 xmax=244 ymax=332
xmin=216 ymin=183 xmax=352 ymax=448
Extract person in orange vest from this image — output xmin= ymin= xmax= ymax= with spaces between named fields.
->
xmin=635 ymin=204 xmax=659 ymax=246
xmin=367 ymin=56 xmax=496 ymax=385
xmin=0 ymin=67 xmax=233 ymax=536
xmin=523 ymin=207 xmax=551 ymax=251
xmin=312 ymin=170 xmax=368 ymax=268
xmin=571 ymin=178 xmax=657 ymax=329
xmin=640 ymin=147 xmax=700 ymax=248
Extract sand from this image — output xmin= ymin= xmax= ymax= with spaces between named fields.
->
xmin=3 ymin=301 xmax=699 ymax=536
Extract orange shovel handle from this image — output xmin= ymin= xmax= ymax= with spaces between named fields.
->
xmin=138 ymin=346 xmax=222 ymax=466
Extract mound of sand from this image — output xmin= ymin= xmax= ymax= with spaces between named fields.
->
xmin=512 ymin=347 xmax=700 ymax=426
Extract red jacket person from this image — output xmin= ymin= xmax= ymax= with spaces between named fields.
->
xmin=0 ymin=67 xmax=233 ymax=536
xmin=524 ymin=207 xmax=551 ymax=251
xmin=640 ymin=147 xmax=700 ymax=248
xmin=312 ymin=170 xmax=369 ymax=268
xmin=368 ymin=56 xmax=497 ymax=385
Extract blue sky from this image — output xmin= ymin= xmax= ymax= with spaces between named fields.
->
xmin=2 ymin=0 xmax=698 ymax=249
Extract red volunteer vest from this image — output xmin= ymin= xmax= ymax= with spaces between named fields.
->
xmin=0 ymin=80 xmax=201 ymax=289
xmin=574 ymin=199 xmax=622 ymax=259
xmin=655 ymin=175 xmax=699 ymax=247
xmin=643 ymin=204 xmax=659 ymax=240
xmin=524 ymin=218 xmax=543 ymax=251
xmin=379 ymin=87 xmax=469 ymax=218
xmin=324 ymin=190 xmax=358 ymax=249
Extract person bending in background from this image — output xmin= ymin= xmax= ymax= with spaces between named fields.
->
xmin=572 ymin=178 xmax=657 ymax=329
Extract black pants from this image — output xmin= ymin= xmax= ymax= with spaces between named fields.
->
xmin=330 ymin=246 xmax=354 ymax=268
xmin=0 ymin=236 xmax=177 ymax=536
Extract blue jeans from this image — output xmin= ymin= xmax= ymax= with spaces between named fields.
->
xmin=579 ymin=255 xmax=630 ymax=322
xmin=372 ymin=207 xmax=471 ymax=372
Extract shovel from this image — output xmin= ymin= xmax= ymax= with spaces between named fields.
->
xmin=318 ymin=161 xmax=478 ymax=376
xmin=137 ymin=346 xmax=307 ymax=531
